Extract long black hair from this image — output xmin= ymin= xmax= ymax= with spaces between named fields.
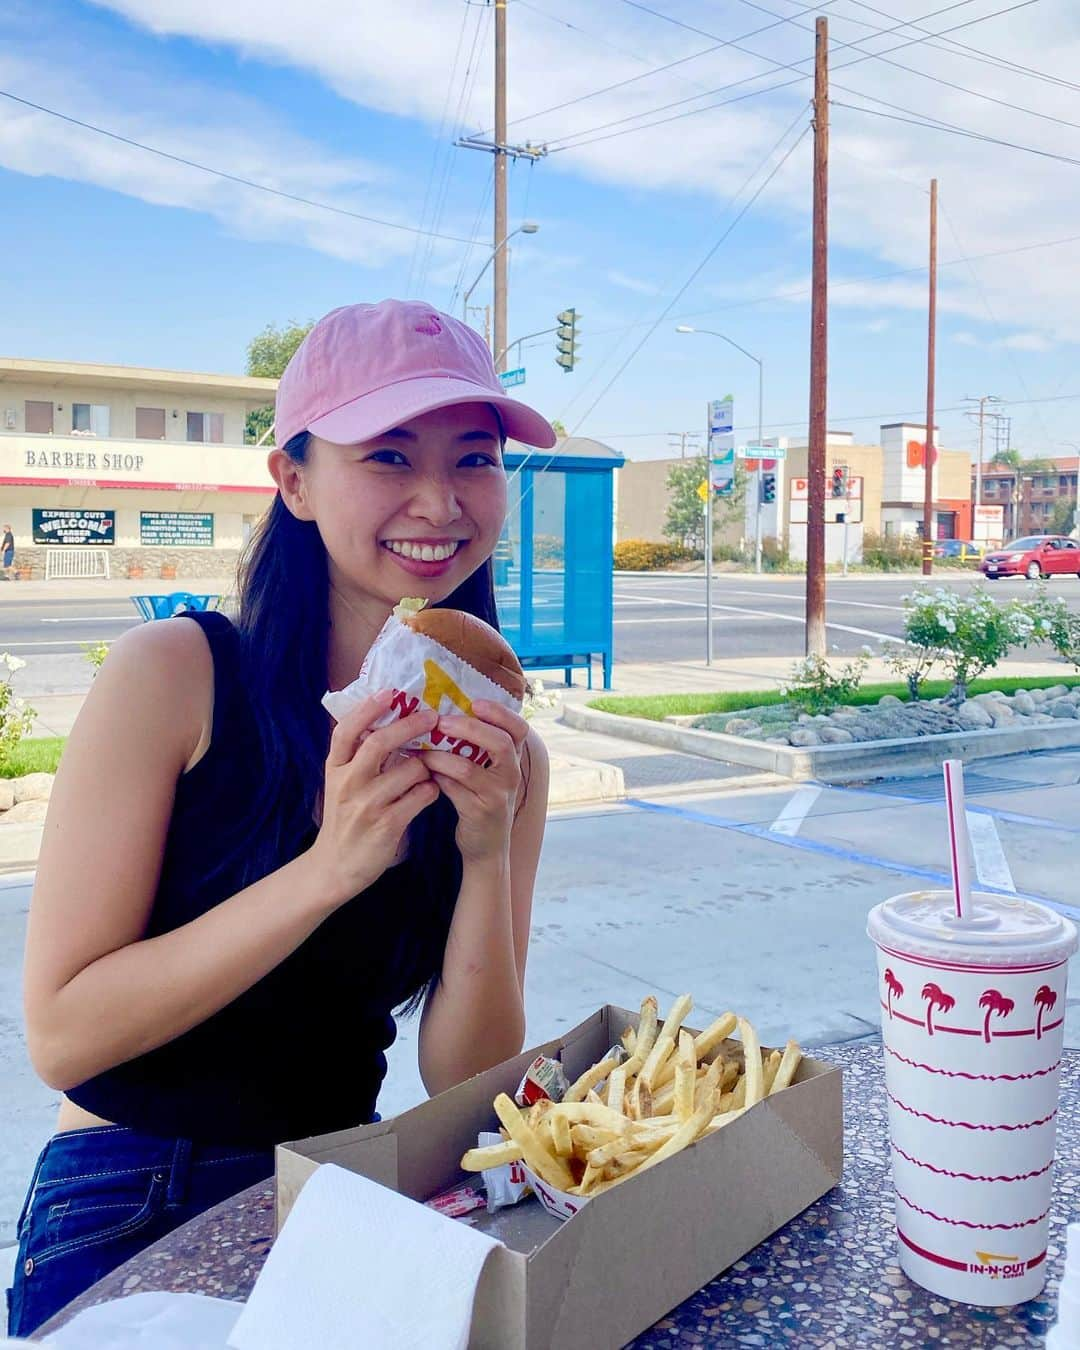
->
xmin=230 ymin=429 xmax=503 ymax=1010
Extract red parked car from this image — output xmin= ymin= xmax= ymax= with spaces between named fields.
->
xmin=980 ymin=535 xmax=1080 ymax=580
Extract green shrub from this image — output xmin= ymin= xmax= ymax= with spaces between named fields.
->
xmin=903 ymin=585 xmax=1032 ymax=702
xmin=780 ymin=648 xmax=871 ymax=714
xmin=0 ymin=653 xmax=35 ymax=772
xmin=863 ymin=530 xmax=922 ymax=571
xmin=614 ymin=539 xmax=694 ymax=571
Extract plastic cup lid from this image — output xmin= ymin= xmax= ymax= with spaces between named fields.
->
xmin=868 ymin=890 xmax=1078 ymax=968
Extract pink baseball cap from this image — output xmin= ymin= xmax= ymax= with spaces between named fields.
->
xmin=274 ymin=300 xmax=556 ymax=450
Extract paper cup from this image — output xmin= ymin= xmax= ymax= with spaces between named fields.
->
xmin=868 ymin=890 xmax=1077 ymax=1306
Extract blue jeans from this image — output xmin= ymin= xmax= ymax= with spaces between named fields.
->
xmin=6 ymin=1126 xmax=273 ymax=1339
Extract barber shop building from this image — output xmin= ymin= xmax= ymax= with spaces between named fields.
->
xmin=0 ymin=358 xmax=278 ymax=579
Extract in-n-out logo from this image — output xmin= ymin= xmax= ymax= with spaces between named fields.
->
xmin=971 ymin=1251 xmax=1025 ymax=1280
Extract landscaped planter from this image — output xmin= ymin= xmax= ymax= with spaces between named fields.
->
xmin=564 ymin=691 xmax=1080 ymax=785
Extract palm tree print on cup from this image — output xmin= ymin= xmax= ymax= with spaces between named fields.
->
xmin=921 ymin=982 xmax=955 ymax=1036
xmin=979 ymin=988 xmax=1016 ymax=1043
xmin=884 ymin=969 xmax=904 ymax=1019
xmin=1034 ymin=986 xmax=1058 ymax=1040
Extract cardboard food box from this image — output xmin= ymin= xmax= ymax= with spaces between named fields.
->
xmin=276 ymin=1005 xmax=843 ymax=1350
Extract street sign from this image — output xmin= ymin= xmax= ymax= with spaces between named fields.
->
xmin=696 ymin=480 xmax=709 ymax=503
xmin=498 ymin=367 xmax=526 ymax=388
xmin=737 ymin=444 xmax=787 ymax=461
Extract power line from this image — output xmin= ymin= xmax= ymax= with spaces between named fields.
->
xmin=832 ymin=96 xmax=1080 ymax=172
xmin=591 ymin=389 xmax=1080 ymax=440
xmin=0 ymin=87 xmax=481 ymax=246
xmin=543 ymin=0 xmax=1034 ymax=153
xmin=562 ymin=116 xmax=812 ymax=440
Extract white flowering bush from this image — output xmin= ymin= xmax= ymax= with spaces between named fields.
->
xmin=1022 ymin=585 xmax=1080 ymax=669
xmin=902 ymin=586 xmax=1032 ymax=702
xmin=0 ymin=652 xmax=35 ymax=770
xmin=781 ymin=647 xmax=872 ymax=714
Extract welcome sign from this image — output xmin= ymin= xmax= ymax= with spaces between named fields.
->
xmin=32 ymin=508 xmax=115 ymax=545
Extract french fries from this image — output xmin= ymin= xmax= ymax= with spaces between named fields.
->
xmin=461 ymin=996 xmax=804 ymax=1204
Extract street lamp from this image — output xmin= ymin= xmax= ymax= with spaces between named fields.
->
xmin=462 ymin=222 xmax=539 ymax=322
xmin=676 ymin=325 xmax=766 ymax=570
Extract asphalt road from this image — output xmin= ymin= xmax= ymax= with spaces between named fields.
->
xmin=3 ymin=572 xmax=1080 ymax=679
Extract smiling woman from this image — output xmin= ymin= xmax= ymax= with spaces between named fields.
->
xmin=8 ymin=301 xmax=556 ymax=1337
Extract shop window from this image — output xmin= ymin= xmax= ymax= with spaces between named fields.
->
xmin=135 ymin=407 xmax=166 ymax=440
xmin=186 ymin=412 xmax=224 ymax=443
xmin=72 ymin=403 xmax=110 ymax=436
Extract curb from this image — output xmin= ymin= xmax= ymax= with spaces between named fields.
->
xmin=547 ymin=754 xmax=624 ymax=807
xmin=563 ymin=703 xmax=1080 ymax=784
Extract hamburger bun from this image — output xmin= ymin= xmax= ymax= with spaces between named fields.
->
xmin=402 ymin=607 xmax=527 ymax=703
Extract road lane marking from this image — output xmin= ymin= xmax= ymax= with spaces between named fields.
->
xmin=770 ymin=785 xmax=823 ymax=837
xmin=0 ymin=640 xmax=117 ymax=648
xmin=724 ymin=589 xmax=906 ymax=613
xmin=623 ymin=797 xmax=1080 ymax=924
xmin=613 ymin=614 xmax=771 ymax=625
xmin=615 ymin=592 xmax=896 ymax=643
xmin=40 ymin=617 xmax=136 ymax=623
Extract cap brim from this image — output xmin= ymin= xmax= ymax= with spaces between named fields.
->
xmin=306 ymin=376 xmax=557 ymax=450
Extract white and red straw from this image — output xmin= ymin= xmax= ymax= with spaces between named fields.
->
xmin=942 ymin=758 xmax=973 ymax=920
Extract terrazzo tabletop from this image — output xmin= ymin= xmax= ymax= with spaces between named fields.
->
xmin=38 ymin=1040 xmax=1078 ymax=1347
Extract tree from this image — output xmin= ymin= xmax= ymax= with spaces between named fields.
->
xmin=551 ymin=419 xmax=568 ymax=438
xmin=244 ymin=321 xmax=313 ymax=444
xmin=1048 ymin=498 xmax=1076 ymax=536
xmin=663 ymin=456 xmax=747 ymax=555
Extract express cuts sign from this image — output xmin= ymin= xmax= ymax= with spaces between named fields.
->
xmin=140 ymin=512 xmax=214 ymax=548
xmin=32 ymin=509 xmax=115 ymax=546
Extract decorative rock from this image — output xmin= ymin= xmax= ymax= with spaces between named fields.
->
xmin=1045 ymin=685 xmax=1070 ymax=700
xmin=878 ymin=694 xmax=904 ymax=707
xmin=0 ymin=780 xmax=14 ymax=812
xmin=955 ymin=703 xmax=994 ymax=730
xmin=1028 ymin=687 xmax=1048 ymax=703
xmin=987 ymin=703 xmax=1016 ymax=726
xmin=723 ymin=718 xmax=762 ymax=738
xmin=788 ymin=727 xmax=821 ymax=747
xmin=974 ymin=690 xmax=1008 ymax=705
xmin=1050 ymin=701 xmax=1079 ymax=719
xmin=13 ymin=773 xmax=53 ymax=804
xmin=818 ymin=726 xmax=855 ymax=744
xmin=764 ymin=733 xmax=792 ymax=744
xmin=3 ymin=799 xmax=48 ymax=823
xmin=1011 ymin=691 xmax=1036 ymax=716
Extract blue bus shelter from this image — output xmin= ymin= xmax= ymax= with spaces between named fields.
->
xmin=495 ymin=436 xmax=623 ymax=690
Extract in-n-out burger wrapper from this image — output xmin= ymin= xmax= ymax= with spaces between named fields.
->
xmin=322 ymin=602 xmax=522 ymax=763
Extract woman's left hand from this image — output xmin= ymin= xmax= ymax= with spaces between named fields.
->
xmin=418 ymin=699 xmax=530 ymax=866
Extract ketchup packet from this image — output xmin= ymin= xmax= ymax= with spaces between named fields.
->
xmin=476 ymin=1131 xmax=532 ymax=1213
xmin=322 ymin=602 xmax=520 ymax=761
xmin=515 ymin=1055 xmax=569 ymax=1107
xmin=424 ymin=1182 xmax=487 ymax=1221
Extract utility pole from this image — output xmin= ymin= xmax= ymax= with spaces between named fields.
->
xmin=806 ymin=16 xmax=829 ymax=658
xmin=965 ymin=394 xmax=1001 ymax=516
xmin=456 ymin=4 xmax=546 ymax=369
xmin=668 ymin=431 xmax=701 ymax=459
xmin=493 ymin=0 xmax=508 ymax=371
xmin=922 ymin=178 xmax=937 ymax=577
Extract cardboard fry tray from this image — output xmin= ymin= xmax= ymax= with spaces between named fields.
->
xmin=276 ymin=1005 xmax=843 ymax=1350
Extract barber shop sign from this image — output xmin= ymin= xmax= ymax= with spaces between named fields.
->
xmin=32 ymin=509 xmax=116 ymax=546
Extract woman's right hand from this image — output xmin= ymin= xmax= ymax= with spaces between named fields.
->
xmin=307 ymin=690 xmax=440 ymax=906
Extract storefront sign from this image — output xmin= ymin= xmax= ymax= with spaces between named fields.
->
xmin=32 ymin=508 xmax=115 ymax=545
xmin=140 ymin=511 xmax=214 ymax=547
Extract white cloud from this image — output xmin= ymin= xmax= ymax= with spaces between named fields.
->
xmin=8 ymin=0 xmax=1080 ymax=351
xmin=606 ymin=269 xmax=660 ymax=295
xmin=862 ymin=318 xmax=890 ymax=333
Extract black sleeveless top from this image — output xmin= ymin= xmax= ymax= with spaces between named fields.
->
xmin=67 ymin=611 xmax=417 ymax=1146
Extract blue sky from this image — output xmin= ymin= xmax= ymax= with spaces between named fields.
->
xmin=4 ymin=0 xmax=1080 ymax=462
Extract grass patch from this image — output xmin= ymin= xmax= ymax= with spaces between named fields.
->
xmin=588 ymin=674 xmax=1080 ymax=722
xmin=1 ymin=737 xmax=65 ymax=777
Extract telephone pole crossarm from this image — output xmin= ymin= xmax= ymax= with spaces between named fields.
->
xmin=455 ymin=137 xmax=548 ymax=161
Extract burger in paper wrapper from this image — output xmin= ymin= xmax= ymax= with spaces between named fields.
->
xmin=322 ymin=599 xmax=525 ymax=762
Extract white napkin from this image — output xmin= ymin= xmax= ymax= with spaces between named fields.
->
xmin=226 ymin=1164 xmax=502 ymax=1350
xmin=38 ymin=1291 xmax=242 ymax=1347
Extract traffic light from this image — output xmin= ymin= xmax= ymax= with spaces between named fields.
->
xmin=555 ymin=308 xmax=579 ymax=372
xmin=831 ymin=465 xmax=849 ymax=499
xmin=760 ymin=472 xmax=776 ymax=504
